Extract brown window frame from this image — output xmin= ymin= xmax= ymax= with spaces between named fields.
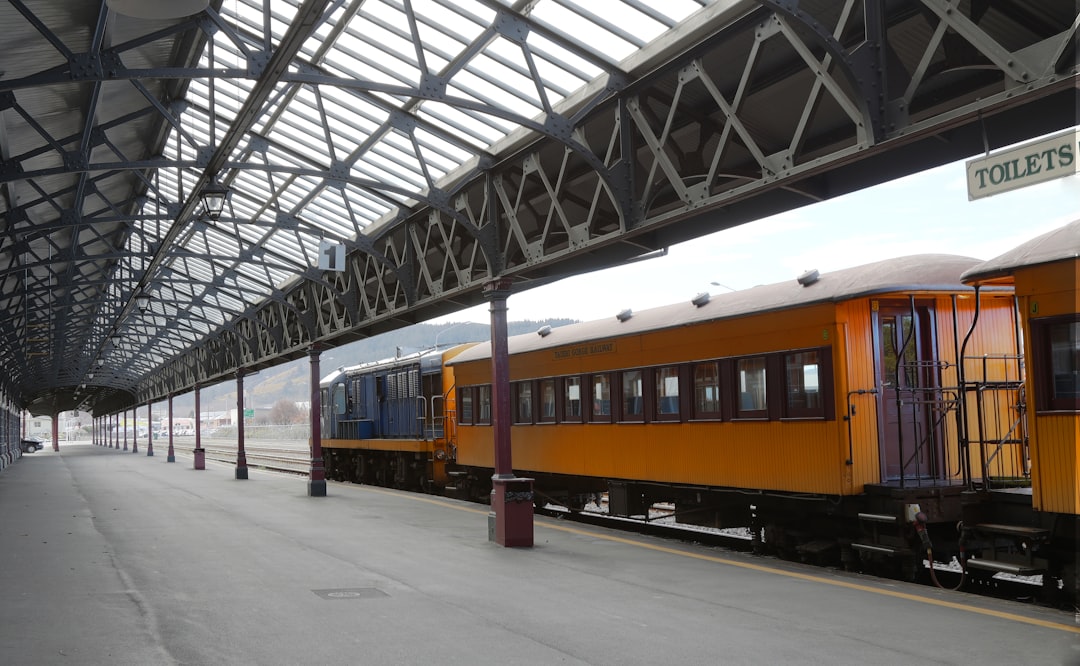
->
xmin=588 ymin=372 xmax=613 ymax=423
xmin=654 ymin=365 xmax=681 ymax=422
xmin=783 ymin=348 xmax=830 ymax=419
xmin=619 ymin=369 xmax=645 ymax=422
xmin=560 ymin=375 xmax=584 ymax=423
xmin=512 ymin=380 xmax=534 ymax=424
xmin=1032 ymin=314 xmax=1080 ymax=412
xmin=692 ymin=360 xmax=723 ymax=420
xmin=476 ymin=384 xmax=492 ymax=425
xmin=733 ymin=355 xmax=769 ymax=419
xmin=459 ymin=386 xmax=475 ymax=425
xmin=538 ymin=377 xmax=557 ymax=423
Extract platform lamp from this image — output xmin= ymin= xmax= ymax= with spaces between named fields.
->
xmin=135 ymin=292 xmax=151 ymax=313
xmin=200 ymin=180 xmax=231 ymax=221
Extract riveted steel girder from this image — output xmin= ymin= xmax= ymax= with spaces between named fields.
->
xmin=0 ymin=1 xmax=1076 ymax=415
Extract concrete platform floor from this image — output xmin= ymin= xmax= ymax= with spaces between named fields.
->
xmin=2 ymin=443 xmax=1078 ymax=665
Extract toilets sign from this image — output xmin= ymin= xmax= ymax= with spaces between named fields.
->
xmin=966 ymin=128 xmax=1078 ymax=200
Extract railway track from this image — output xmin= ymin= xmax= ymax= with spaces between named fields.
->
xmin=169 ymin=439 xmax=311 ymax=476
xmin=162 ymin=438 xmax=1050 ymax=606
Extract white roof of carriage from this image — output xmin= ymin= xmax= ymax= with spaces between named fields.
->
xmin=962 ymin=219 xmax=1080 ymax=284
xmin=452 ymin=254 xmax=992 ymax=363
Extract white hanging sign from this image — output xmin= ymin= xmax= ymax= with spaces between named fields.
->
xmin=318 ymin=241 xmax=346 ymax=272
xmin=966 ymin=128 xmax=1078 ymax=200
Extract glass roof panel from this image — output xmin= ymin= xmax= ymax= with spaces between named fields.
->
xmin=99 ymin=0 xmax=720 ymax=380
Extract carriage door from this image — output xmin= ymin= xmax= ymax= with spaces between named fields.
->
xmin=875 ymin=303 xmax=937 ymax=481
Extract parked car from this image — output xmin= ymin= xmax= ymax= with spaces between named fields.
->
xmin=21 ymin=438 xmax=44 ymax=453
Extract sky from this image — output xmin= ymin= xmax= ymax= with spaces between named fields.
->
xmin=428 ymin=129 xmax=1080 ymax=326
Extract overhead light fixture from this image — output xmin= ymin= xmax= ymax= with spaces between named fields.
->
xmin=199 ymin=180 xmax=231 ymax=220
xmin=97 ymin=358 xmax=105 ymax=367
xmin=106 ymin=0 xmax=209 ymax=20
xmin=135 ymin=292 xmax=151 ymax=313
xmin=87 ymin=372 xmax=94 ymax=380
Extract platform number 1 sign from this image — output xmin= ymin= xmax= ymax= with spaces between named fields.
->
xmin=319 ymin=241 xmax=346 ymax=272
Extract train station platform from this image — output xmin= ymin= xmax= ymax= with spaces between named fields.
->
xmin=2 ymin=444 xmax=1078 ymax=665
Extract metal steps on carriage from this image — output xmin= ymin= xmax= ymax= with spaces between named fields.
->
xmin=850 ymin=512 xmax=913 ymax=558
xmin=964 ymin=523 xmax=1050 ymax=576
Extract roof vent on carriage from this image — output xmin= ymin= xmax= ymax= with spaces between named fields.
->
xmin=797 ymin=269 xmax=820 ymax=287
xmin=536 ymin=325 xmax=552 ymax=337
xmin=691 ymin=292 xmax=710 ymax=307
xmin=616 ymin=308 xmax=633 ymax=322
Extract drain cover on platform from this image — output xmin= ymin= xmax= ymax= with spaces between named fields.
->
xmin=312 ymin=587 xmax=388 ymax=600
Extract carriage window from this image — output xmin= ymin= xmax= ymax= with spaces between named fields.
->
xmin=785 ymin=350 xmax=823 ymax=418
xmin=459 ymin=387 xmax=474 ymax=424
xmin=655 ymin=366 xmax=680 ymax=420
xmin=563 ymin=376 xmax=583 ymax=422
xmin=693 ymin=361 xmax=721 ymax=419
xmin=1036 ymin=317 xmax=1080 ymax=411
xmin=736 ymin=357 xmax=767 ymax=417
xmin=621 ymin=370 xmax=643 ymax=421
xmin=590 ymin=373 xmax=612 ymax=422
xmin=477 ymin=384 xmax=492 ymax=424
xmin=539 ymin=378 xmax=556 ymax=423
xmin=514 ymin=381 xmax=533 ymax=424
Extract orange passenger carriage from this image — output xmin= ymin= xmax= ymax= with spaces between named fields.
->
xmin=448 ymin=254 xmax=1026 ymax=577
xmin=962 ymin=220 xmax=1079 ymax=600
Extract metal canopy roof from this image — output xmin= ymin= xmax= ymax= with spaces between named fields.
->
xmin=1 ymin=0 xmax=1077 ymax=416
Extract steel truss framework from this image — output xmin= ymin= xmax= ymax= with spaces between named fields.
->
xmin=0 ymin=0 xmax=1076 ymax=415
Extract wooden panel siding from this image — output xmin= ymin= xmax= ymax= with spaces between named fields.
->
xmin=1015 ymin=261 xmax=1080 ymax=514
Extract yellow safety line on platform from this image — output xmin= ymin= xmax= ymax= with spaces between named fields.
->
xmin=363 ymin=486 xmax=1080 ymax=636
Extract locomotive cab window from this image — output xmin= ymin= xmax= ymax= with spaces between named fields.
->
xmin=1033 ymin=315 xmax=1080 ymax=412
xmin=332 ymin=383 xmax=348 ymax=415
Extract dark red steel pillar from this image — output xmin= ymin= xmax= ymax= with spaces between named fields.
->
xmin=131 ymin=407 xmax=139 ymax=454
xmin=235 ymin=370 xmax=248 ymax=480
xmin=166 ymin=395 xmax=176 ymax=463
xmin=52 ymin=414 xmax=59 ymax=452
xmin=308 ymin=347 xmax=327 ymax=497
xmin=146 ymin=402 xmax=154 ymax=456
xmin=484 ymin=278 xmax=534 ymax=547
xmin=193 ymin=386 xmax=205 ymax=469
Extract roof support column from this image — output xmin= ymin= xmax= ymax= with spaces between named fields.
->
xmin=484 ymin=278 xmax=533 ymax=547
xmin=235 ymin=370 xmax=248 ymax=480
xmin=194 ymin=386 xmax=205 ymax=469
xmin=123 ymin=410 xmax=129 ymax=451
xmin=167 ymin=395 xmax=176 ymax=463
xmin=308 ymin=347 xmax=326 ymax=497
xmin=146 ymin=402 xmax=154 ymax=457
xmin=52 ymin=413 xmax=59 ymax=452
xmin=131 ymin=407 xmax=138 ymax=454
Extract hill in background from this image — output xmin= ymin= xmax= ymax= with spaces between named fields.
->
xmin=171 ymin=318 xmax=576 ymax=418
